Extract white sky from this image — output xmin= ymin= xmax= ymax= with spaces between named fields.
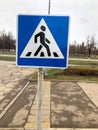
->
xmin=0 ymin=0 xmax=98 ymax=44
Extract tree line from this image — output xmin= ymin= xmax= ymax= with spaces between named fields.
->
xmin=0 ymin=30 xmax=98 ymax=58
xmin=0 ymin=30 xmax=16 ymax=51
xmin=69 ymin=36 xmax=98 ymax=58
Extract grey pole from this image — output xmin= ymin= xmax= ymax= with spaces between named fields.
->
xmin=37 ymin=68 xmax=43 ymax=130
xmin=37 ymin=1 xmax=51 ymax=130
xmin=48 ymin=0 xmax=51 ymax=14
xmin=45 ymin=0 xmax=51 ymax=76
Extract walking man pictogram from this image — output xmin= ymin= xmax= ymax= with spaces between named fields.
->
xmin=34 ymin=25 xmax=51 ymax=57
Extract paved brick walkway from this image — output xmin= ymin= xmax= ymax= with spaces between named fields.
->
xmin=25 ymin=80 xmax=50 ymax=129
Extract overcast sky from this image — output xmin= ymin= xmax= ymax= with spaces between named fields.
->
xmin=0 ymin=0 xmax=98 ymax=44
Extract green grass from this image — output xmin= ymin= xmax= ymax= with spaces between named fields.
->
xmin=0 ymin=56 xmax=15 ymax=61
xmin=45 ymin=67 xmax=98 ymax=81
xmin=32 ymin=67 xmax=98 ymax=81
xmin=47 ymin=75 xmax=98 ymax=81
xmin=69 ymin=54 xmax=98 ymax=59
xmin=69 ymin=60 xmax=98 ymax=66
xmin=0 ymin=50 xmax=15 ymax=55
xmin=32 ymin=69 xmax=62 ymax=79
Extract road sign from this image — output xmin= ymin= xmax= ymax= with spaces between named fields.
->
xmin=17 ymin=15 xmax=69 ymax=68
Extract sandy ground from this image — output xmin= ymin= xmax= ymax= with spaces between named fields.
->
xmin=0 ymin=60 xmax=36 ymax=102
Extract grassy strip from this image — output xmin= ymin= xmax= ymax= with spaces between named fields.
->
xmin=45 ymin=67 xmax=98 ymax=81
xmin=0 ymin=56 xmax=15 ymax=61
xmin=69 ymin=60 xmax=98 ymax=66
xmin=62 ymin=66 xmax=98 ymax=76
xmin=69 ymin=54 xmax=98 ymax=59
xmin=45 ymin=75 xmax=98 ymax=81
xmin=32 ymin=67 xmax=98 ymax=81
xmin=0 ymin=51 xmax=15 ymax=55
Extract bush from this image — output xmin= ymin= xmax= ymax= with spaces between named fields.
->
xmin=60 ymin=67 xmax=98 ymax=76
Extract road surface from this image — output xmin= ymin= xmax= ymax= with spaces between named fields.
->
xmin=0 ymin=60 xmax=98 ymax=129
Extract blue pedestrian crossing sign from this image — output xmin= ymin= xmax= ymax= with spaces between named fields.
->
xmin=17 ymin=15 xmax=69 ymax=68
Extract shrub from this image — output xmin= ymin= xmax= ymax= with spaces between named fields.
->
xmin=60 ymin=67 xmax=98 ymax=76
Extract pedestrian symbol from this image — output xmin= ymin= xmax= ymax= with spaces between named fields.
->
xmin=34 ymin=25 xmax=51 ymax=57
xmin=20 ymin=18 xmax=64 ymax=59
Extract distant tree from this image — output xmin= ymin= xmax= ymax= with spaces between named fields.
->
xmin=0 ymin=30 xmax=16 ymax=51
xmin=0 ymin=30 xmax=6 ymax=51
xmin=69 ymin=41 xmax=87 ymax=56
xmin=7 ymin=32 xmax=15 ymax=51
xmin=86 ymin=35 xmax=96 ymax=57
xmin=69 ymin=36 xmax=98 ymax=57
xmin=69 ymin=41 xmax=77 ymax=55
xmin=81 ymin=42 xmax=86 ymax=54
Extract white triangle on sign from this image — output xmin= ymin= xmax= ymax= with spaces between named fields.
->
xmin=20 ymin=18 xmax=64 ymax=59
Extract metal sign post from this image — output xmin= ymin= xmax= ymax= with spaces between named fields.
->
xmin=37 ymin=68 xmax=44 ymax=130
xmin=37 ymin=1 xmax=51 ymax=130
xmin=48 ymin=0 xmax=51 ymax=14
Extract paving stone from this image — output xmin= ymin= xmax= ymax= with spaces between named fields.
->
xmin=24 ymin=80 xmax=50 ymax=129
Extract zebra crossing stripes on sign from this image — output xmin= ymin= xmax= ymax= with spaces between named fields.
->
xmin=17 ymin=15 xmax=69 ymax=68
